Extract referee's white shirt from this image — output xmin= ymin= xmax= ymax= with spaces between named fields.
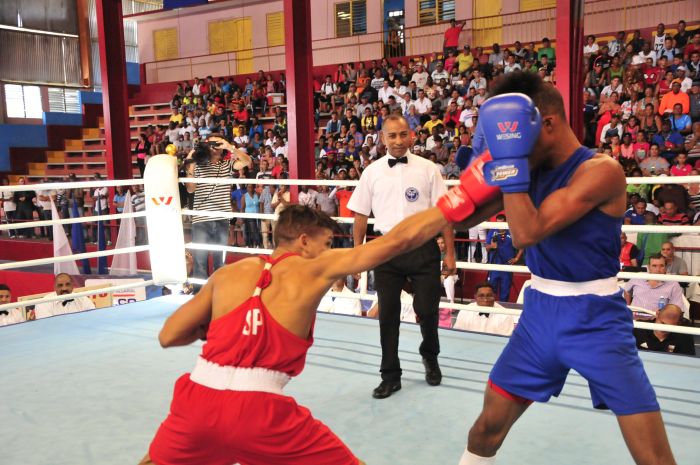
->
xmin=347 ymin=152 xmax=446 ymax=235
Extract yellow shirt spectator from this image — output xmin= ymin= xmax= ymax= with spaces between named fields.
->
xmin=456 ymin=49 xmax=474 ymax=73
xmin=170 ymin=112 xmax=184 ymax=125
xmin=423 ymin=118 xmax=444 ymax=133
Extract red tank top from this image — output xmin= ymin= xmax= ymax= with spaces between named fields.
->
xmin=620 ymin=241 xmax=634 ymax=266
xmin=200 ymin=253 xmax=314 ymax=377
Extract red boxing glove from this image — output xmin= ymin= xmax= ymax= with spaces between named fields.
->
xmin=437 ymin=151 xmax=500 ymax=223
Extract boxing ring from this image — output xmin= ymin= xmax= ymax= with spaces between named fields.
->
xmin=1 ymin=162 xmax=700 ymax=464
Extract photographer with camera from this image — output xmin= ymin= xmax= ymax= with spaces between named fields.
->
xmin=185 ymin=136 xmax=251 ymax=282
xmin=484 ymin=213 xmax=523 ymax=302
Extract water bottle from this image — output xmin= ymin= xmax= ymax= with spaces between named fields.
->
xmin=658 ymin=296 xmax=667 ymax=310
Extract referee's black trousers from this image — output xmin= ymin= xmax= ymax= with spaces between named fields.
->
xmin=374 ymin=240 xmax=441 ymax=382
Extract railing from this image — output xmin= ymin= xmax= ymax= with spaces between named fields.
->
xmin=138 ymin=0 xmax=697 ymax=84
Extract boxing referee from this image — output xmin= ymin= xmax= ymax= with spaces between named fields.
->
xmin=348 ymin=114 xmax=456 ymax=399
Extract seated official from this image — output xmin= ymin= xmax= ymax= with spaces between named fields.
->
xmin=318 ymin=277 xmax=362 ymax=316
xmin=453 ymin=282 xmax=515 ymax=336
xmin=623 ymin=254 xmax=687 ymax=318
xmin=0 ymin=284 xmax=24 ymax=326
xmin=34 ymin=274 xmax=96 ymax=319
xmin=634 ymin=304 xmax=696 ymax=356
xmin=366 ymin=290 xmax=416 ymax=322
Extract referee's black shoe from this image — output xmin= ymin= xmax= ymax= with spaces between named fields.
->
xmin=423 ymin=358 xmax=442 ymax=386
xmin=372 ymin=380 xmax=402 ymax=399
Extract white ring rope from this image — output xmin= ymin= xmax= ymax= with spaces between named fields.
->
xmin=0 ymin=211 xmax=147 ymax=231
xmin=0 ymin=245 xmax=150 ymax=271
xmin=0 ymin=179 xmax=143 ymax=193
xmin=179 ymin=175 xmax=700 ymax=187
xmin=0 ymin=279 xmax=156 ymax=313
xmin=186 ymin=272 xmax=700 ymax=337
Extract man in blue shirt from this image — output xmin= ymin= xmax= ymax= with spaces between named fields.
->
xmin=652 ymin=119 xmax=684 ymax=162
xmin=624 ymin=198 xmax=648 ymax=225
xmin=485 ymin=214 xmax=522 ymax=302
xmin=670 ymin=103 xmax=692 ymax=135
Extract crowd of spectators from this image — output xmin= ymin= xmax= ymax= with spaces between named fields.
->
xmin=1 ymin=20 xmax=700 ymax=341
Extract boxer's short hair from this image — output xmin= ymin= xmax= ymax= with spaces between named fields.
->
xmin=274 ymin=205 xmax=340 ymax=245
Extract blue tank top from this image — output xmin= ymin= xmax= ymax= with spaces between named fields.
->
xmin=526 ymin=147 xmax=622 ymax=282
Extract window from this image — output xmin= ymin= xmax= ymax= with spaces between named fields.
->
xmin=267 ymin=12 xmax=285 ymax=47
xmin=335 ymin=1 xmax=367 ymax=38
xmin=48 ymin=88 xmax=81 ymax=114
xmin=153 ymin=27 xmax=178 ymax=61
xmin=4 ymin=84 xmax=42 ymax=119
xmin=418 ymin=0 xmax=456 ymax=26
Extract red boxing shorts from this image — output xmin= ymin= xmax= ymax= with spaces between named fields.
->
xmin=149 ymin=375 xmax=360 ymax=465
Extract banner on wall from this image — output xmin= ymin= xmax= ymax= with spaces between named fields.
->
xmin=163 ymin=0 xmax=208 ymax=9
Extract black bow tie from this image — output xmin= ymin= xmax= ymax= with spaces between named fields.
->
xmin=388 ymin=156 xmax=408 ymax=167
xmin=61 ymin=299 xmax=74 ymax=307
xmin=0 ymin=310 xmax=7 ymax=316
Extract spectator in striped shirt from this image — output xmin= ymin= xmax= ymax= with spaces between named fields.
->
xmin=624 ymin=253 xmax=687 ymax=318
xmin=659 ymin=200 xmax=689 ymax=225
xmin=185 ymin=137 xmax=251 ymax=281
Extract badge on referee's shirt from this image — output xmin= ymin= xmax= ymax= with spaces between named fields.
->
xmin=405 ymin=187 xmax=419 ymax=202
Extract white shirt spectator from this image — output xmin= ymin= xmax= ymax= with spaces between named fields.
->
xmin=233 ymin=135 xmax=249 ymax=147
xmin=347 ymin=152 xmax=446 ymax=234
xmin=653 ymin=34 xmax=666 ymax=54
xmin=412 ymin=71 xmax=429 ymax=89
xmin=92 ymin=187 xmax=109 ymax=211
xmin=453 ymin=302 xmax=514 ymax=336
xmin=504 ymin=63 xmax=522 ymax=74
xmin=317 ymin=285 xmax=362 ymax=316
xmin=320 ymin=82 xmax=337 ymax=95
xmin=400 ymin=99 xmax=415 ymax=114
xmin=0 ymin=307 xmax=24 ymax=326
xmin=378 ymin=86 xmax=396 ymax=104
xmin=459 ymin=108 xmax=477 ymax=125
xmin=35 ymin=189 xmax=55 ymax=211
xmin=583 ymin=43 xmax=599 ymax=55
xmin=298 ymin=189 xmax=318 ymax=209
xmin=34 ymin=293 xmax=96 ymax=319
xmin=600 ymin=83 xmax=623 ymax=99
xmin=637 ymin=50 xmax=656 ymax=66
xmin=599 ymin=122 xmax=623 ymax=144
xmin=1 ymin=190 xmax=16 ymax=213
xmin=413 ymin=96 xmax=432 ymax=115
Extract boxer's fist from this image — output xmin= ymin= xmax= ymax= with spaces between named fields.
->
xmin=437 ymin=152 xmax=500 ymax=223
xmin=480 ymin=94 xmax=541 ymax=193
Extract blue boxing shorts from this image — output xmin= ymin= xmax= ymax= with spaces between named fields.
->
xmin=489 ymin=277 xmax=659 ymax=416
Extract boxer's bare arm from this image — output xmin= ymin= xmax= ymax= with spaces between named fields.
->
xmin=159 ymin=275 xmax=215 ymax=347
xmin=311 ymin=199 xmax=502 ymax=283
xmin=503 ymin=155 xmax=626 ymax=249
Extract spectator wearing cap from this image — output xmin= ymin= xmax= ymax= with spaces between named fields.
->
xmin=659 ymin=79 xmax=690 ymax=115
xmin=690 ymin=81 xmax=700 ymax=122
xmin=456 ymin=45 xmax=473 ymax=74
xmin=675 ymin=66 xmax=693 ymax=93
xmin=423 ymin=111 xmax=443 ymax=133
xmin=599 ymin=113 xmax=623 ymax=146
xmin=652 ymin=119 xmax=684 ymax=161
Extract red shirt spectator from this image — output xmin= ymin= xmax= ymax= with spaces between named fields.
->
xmin=443 ymin=20 xmax=465 ymax=50
xmin=335 ymin=188 xmax=354 ymax=217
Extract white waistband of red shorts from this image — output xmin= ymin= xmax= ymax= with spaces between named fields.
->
xmin=530 ymin=275 xmax=619 ymax=297
xmin=189 ymin=356 xmax=291 ymax=394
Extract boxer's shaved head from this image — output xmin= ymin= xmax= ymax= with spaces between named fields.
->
xmin=490 ymin=72 xmax=565 ymax=118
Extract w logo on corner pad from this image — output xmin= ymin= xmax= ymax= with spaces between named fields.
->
xmin=151 ymin=196 xmax=173 ymax=206
xmin=496 ymin=121 xmax=522 ymax=141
